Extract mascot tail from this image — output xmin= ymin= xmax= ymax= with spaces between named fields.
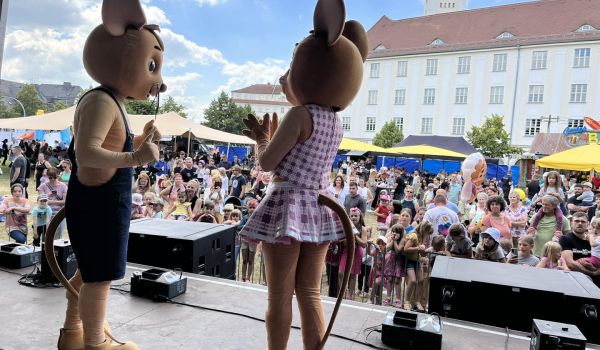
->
xmin=317 ymin=194 xmax=355 ymax=350
xmin=44 ymin=208 xmax=122 ymax=344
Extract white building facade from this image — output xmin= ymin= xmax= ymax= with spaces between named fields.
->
xmin=231 ymin=84 xmax=292 ymax=117
xmin=424 ymin=0 xmax=466 ymax=16
xmin=343 ymin=0 xmax=600 ymax=150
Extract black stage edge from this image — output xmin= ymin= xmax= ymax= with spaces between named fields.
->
xmin=428 ymin=256 xmax=600 ymax=344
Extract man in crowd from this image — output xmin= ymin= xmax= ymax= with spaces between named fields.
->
xmin=393 ymin=168 xmax=406 ymax=201
xmin=423 ymin=194 xmax=459 ymax=237
xmin=344 ymin=181 xmax=366 ymax=214
xmin=180 ymin=157 xmax=198 ymax=183
xmin=559 ymin=212 xmax=600 ymax=286
xmin=526 ymin=174 xmax=541 ymax=200
xmin=10 ymin=145 xmax=28 ymax=197
xmin=447 ymin=173 xmax=462 ymax=205
xmin=229 ymin=165 xmax=246 ymax=199
xmin=567 ymin=183 xmax=593 ymax=215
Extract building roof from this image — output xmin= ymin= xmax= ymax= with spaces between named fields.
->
xmin=529 ymin=133 xmax=569 ymax=156
xmin=231 ymin=84 xmax=283 ymax=95
xmin=0 ymin=79 xmax=83 ymax=105
xmin=368 ymin=0 xmax=600 ymax=58
xmin=232 ymin=99 xmax=291 ymax=107
xmin=395 ymin=135 xmax=477 ymax=155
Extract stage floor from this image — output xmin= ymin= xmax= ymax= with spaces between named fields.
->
xmin=1 ymin=263 xmax=599 ymax=350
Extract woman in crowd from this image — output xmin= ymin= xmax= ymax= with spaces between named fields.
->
xmin=133 ymin=172 xmax=154 ymax=195
xmin=400 ymin=186 xmax=419 ymax=219
xmin=482 ymin=195 xmax=511 ymax=241
xmin=37 ymin=167 xmax=68 ymax=239
xmin=160 ymin=172 xmax=186 ymax=207
xmin=528 ymin=195 xmax=570 ymax=257
xmin=507 ymin=190 xmax=529 ymax=247
xmin=59 ymin=159 xmax=72 ymax=183
xmin=34 ymin=153 xmax=52 ymax=190
xmin=328 ymin=175 xmax=347 ymax=206
xmin=358 ymin=177 xmax=374 ymax=209
xmin=185 ymin=179 xmax=201 ymax=212
xmin=252 ymin=171 xmax=271 ymax=202
xmin=0 ymin=184 xmax=31 ymax=243
xmin=204 ymin=176 xmax=224 ymax=216
xmin=468 ymin=192 xmax=489 ymax=242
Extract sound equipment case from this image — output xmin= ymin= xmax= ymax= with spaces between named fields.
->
xmin=0 ymin=243 xmax=41 ymax=269
xmin=40 ymin=240 xmax=78 ymax=283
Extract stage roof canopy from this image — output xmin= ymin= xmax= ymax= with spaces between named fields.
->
xmin=535 ymin=144 xmax=600 ymax=171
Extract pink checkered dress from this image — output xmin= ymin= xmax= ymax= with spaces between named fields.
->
xmin=239 ymin=104 xmax=344 ymax=244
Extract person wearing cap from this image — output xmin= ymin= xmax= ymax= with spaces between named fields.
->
xmin=374 ymin=194 xmax=392 ymax=225
xmin=150 ymin=198 xmax=165 ymax=219
xmin=474 ymin=227 xmax=506 ymax=262
xmin=31 ymin=193 xmax=52 ymax=246
xmin=577 ymin=182 xmax=595 ymax=207
xmin=131 ymin=193 xmax=145 ymax=220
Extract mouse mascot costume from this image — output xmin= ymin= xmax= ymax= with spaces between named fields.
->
xmin=44 ymin=1 xmax=165 ymax=349
xmin=239 ymin=1 xmax=368 ymax=349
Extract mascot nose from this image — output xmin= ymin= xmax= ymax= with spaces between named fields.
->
xmin=159 ymin=83 xmax=167 ymax=93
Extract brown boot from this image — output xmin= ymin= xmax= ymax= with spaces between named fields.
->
xmin=58 ymin=322 xmax=112 ymax=350
xmin=84 ymin=340 xmax=138 ymax=350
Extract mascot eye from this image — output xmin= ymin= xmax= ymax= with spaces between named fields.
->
xmin=148 ymin=59 xmax=156 ymax=72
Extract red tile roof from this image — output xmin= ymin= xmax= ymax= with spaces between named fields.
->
xmin=529 ymin=133 xmax=569 ymax=155
xmin=231 ymin=84 xmax=283 ymax=95
xmin=368 ymin=0 xmax=600 ymax=58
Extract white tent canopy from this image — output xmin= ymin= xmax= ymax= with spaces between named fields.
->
xmin=0 ymin=107 xmax=255 ymax=145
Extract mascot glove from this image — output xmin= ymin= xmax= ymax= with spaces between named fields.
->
xmin=243 ymin=113 xmax=278 ymax=144
xmin=143 ymin=120 xmax=161 ymax=142
xmin=133 ymin=138 xmax=159 ymax=166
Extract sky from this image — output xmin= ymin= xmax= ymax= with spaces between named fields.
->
xmin=1 ymin=0 xmax=534 ymax=121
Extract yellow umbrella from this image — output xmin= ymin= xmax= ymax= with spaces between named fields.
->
xmin=535 ymin=144 xmax=600 ymax=171
xmin=339 ymin=138 xmax=389 ymax=153
xmin=387 ymin=145 xmax=467 ymax=158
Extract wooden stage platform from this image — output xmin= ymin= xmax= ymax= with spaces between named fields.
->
xmin=1 ymin=263 xmax=599 ymax=350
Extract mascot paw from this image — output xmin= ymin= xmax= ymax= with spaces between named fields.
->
xmin=242 ymin=113 xmax=275 ymax=142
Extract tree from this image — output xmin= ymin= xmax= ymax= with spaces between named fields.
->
xmin=124 ymin=99 xmax=155 ymax=115
xmin=203 ymin=91 xmax=247 ymax=135
xmin=15 ymin=84 xmax=44 ymax=116
xmin=160 ymin=95 xmax=188 ymax=118
xmin=0 ymin=100 xmax=21 ymax=118
xmin=466 ymin=114 xmax=522 ymax=158
xmin=372 ymin=121 xmax=404 ymax=148
xmin=50 ymin=101 xmax=69 ymax=113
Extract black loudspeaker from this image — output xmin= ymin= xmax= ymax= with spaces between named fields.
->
xmin=0 ymin=243 xmax=41 ymax=269
xmin=429 ymin=257 xmax=600 ymax=344
xmin=127 ymin=219 xmax=236 ymax=279
xmin=530 ymin=319 xmax=586 ymax=350
xmin=40 ymin=240 xmax=78 ymax=283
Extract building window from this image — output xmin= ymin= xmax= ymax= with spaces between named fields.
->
xmin=393 ymin=117 xmax=404 ymax=132
xmin=394 ymin=89 xmax=406 ymax=105
xmin=577 ymin=24 xmax=597 ymax=32
xmin=397 ymin=61 xmax=408 ymax=77
xmin=531 ymin=51 xmax=547 ymax=70
xmin=455 ymin=87 xmax=468 ymax=104
xmin=423 ymin=88 xmax=436 ymax=105
xmin=524 ymin=118 xmax=541 ymax=137
xmin=492 ymin=53 xmax=507 ymax=72
xmin=452 ymin=118 xmax=466 ymax=135
xmin=370 ymin=63 xmax=380 ymax=78
xmin=366 ymin=117 xmax=376 ymax=132
xmin=489 ymin=86 xmax=504 ymax=104
xmin=431 ymin=38 xmax=445 ymax=46
xmin=457 ymin=56 xmax=470 ymax=74
xmin=368 ymin=90 xmax=378 ymax=105
xmin=342 ymin=117 xmax=351 ymax=131
xmin=497 ymin=32 xmax=514 ymax=39
xmin=528 ymin=85 xmax=544 ymax=103
xmin=421 ymin=118 xmax=433 ymax=134
xmin=574 ymin=48 xmax=591 ymax=68
xmin=425 ymin=59 xmax=438 ymax=75
xmin=570 ymin=84 xmax=587 ymax=103
xmin=568 ymin=118 xmax=584 ymax=128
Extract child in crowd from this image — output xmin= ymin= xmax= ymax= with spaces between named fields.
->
xmin=507 ymin=236 xmax=540 ymax=267
xmin=383 ymin=224 xmax=406 ymax=307
xmin=578 ymin=219 xmax=600 ymax=270
xmin=151 ymin=199 xmax=165 ymax=219
xmin=198 ymin=200 xmax=218 ymax=223
xmin=578 ymin=182 xmax=595 ymax=206
xmin=142 ymin=192 xmax=157 ymax=218
xmin=31 ymin=194 xmax=52 ymax=246
xmin=445 ymin=223 xmax=473 ymax=259
xmin=338 ymin=207 xmax=367 ymax=300
xmin=166 ymin=191 xmax=193 ymax=221
xmin=224 ymin=208 xmax=243 ymax=263
xmin=474 ymin=228 xmax=506 ymax=263
xmin=40 ymin=169 xmax=49 ymax=185
xmin=500 ymin=239 xmax=513 ymax=256
xmin=412 ymin=207 xmax=426 ymax=227
xmin=239 ymin=200 xmax=258 ymax=282
xmin=358 ymin=227 xmax=373 ymax=298
xmin=536 ymin=241 xmax=569 ymax=270
xmin=374 ymin=195 xmax=392 ymax=225
xmin=403 ymin=222 xmax=427 ymax=311
xmin=425 ymin=235 xmax=448 ymax=272
xmin=369 ymin=235 xmax=388 ymax=305
xmin=131 ymin=193 xmax=145 ymax=220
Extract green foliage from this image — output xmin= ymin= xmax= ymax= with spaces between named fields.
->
xmin=202 ymin=91 xmax=248 ymax=135
xmin=49 ymin=101 xmax=69 ymax=113
xmin=0 ymin=100 xmax=21 ymax=118
xmin=372 ymin=121 xmax=404 ymax=148
xmin=125 ymin=95 xmax=188 ymax=117
xmin=160 ymin=96 xmax=188 ymax=118
xmin=466 ymin=114 xmax=522 ymax=158
xmin=15 ymin=84 xmax=44 ymax=116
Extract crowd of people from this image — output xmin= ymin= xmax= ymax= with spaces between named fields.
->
xmin=2 ymin=142 xmax=599 ymax=313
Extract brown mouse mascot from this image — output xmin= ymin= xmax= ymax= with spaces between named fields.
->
xmin=44 ymin=1 xmax=165 ymax=349
xmin=239 ymin=0 xmax=368 ymax=349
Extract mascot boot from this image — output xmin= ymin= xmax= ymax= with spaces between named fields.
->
xmin=46 ymin=0 xmax=166 ymax=349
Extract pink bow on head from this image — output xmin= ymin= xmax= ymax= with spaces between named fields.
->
xmin=350 ymin=207 xmax=362 ymax=215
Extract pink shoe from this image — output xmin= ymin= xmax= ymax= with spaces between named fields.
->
xmin=383 ymin=298 xmax=391 ymax=306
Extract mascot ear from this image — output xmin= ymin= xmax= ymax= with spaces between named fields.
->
xmin=342 ymin=20 xmax=369 ymax=62
xmin=313 ymin=0 xmax=346 ymax=46
xmin=102 ymin=0 xmax=147 ymax=36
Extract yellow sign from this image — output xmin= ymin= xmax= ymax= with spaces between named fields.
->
xmin=36 ymin=109 xmax=44 ymax=115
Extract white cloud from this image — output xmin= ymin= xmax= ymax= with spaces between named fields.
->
xmin=162 ymin=72 xmax=202 ymax=96
xmin=194 ymin=0 xmax=228 ymax=6
xmin=161 ymin=28 xmax=227 ymax=68
xmin=213 ymin=58 xmax=288 ymax=95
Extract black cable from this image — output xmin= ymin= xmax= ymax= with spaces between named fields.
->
xmin=110 ymin=287 xmax=385 ymax=349
xmin=0 ymin=267 xmax=24 ymax=276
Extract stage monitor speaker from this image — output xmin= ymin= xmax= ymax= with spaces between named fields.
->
xmin=530 ymin=319 xmax=586 ymax=350
xmin=0 ymin=243 xmax=41 ymax=269
xmin=428 ymin=256 xmax=600 ymax=344
xmin=127 ymin=218 xmax=236 ymax=279
xmin=40 ymin=240 xmax=78 ymax=283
